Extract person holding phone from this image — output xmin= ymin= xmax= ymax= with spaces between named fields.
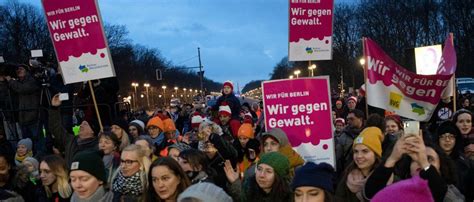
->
xmin=364 ymin=130 xmax=464 ymax=201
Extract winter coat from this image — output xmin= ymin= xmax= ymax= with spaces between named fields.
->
xmin=207 ymin=133 xmax=238 ymax=190
xmin=8 ymin=75 xmax=40 ymax=125
xmin=49 ymin=109 xmax=98 ymax=166
xmin=335 ymin=126 xmax=362 ymax=180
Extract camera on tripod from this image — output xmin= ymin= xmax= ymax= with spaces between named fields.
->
xmin=29 ymin=49 xmax=54 ymax=86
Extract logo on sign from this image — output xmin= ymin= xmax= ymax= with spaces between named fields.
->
xmin=79 ymin=65 xmax=88 ymax=73
xmin=305 ymin=47 xmax=313 ymax=54
xmin=389 ymin=92 xmax=402 ymax=109
xmin=411 ymin=103 xmax=425 ymax=115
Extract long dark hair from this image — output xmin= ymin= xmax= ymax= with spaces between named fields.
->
xmin=178 ymin=149 xmax=216 ymax=178
xmin=397 ymin=141 xmax=458 ymax=185
xmin=146 ymin=157 xmax=191 ymax=202
xmin=244 ymin=172 xmax=292 ymax=202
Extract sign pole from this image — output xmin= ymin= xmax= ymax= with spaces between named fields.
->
xmin=362 ymin=37 xmax=369 ymax=118
xmin=450 ymin=33 xmax=456 ymax=112
xmin=88 ymin=80 xmax=103 ymax=132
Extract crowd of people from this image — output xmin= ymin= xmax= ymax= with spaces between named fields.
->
xmin=0 ymin=62 xmax=473 ymax=202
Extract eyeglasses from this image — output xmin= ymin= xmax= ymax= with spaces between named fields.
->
xmin=121 ymin=159 xmax=138 ymax=165
xmin=439 ymin=134 xmax=455 ymax=140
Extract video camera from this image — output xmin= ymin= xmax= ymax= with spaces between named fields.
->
xmin=29 ymin=50 xmax=55 ymax=85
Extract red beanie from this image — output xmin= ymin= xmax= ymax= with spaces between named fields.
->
xmin=223 ymin=80 xmax=234 ymax=91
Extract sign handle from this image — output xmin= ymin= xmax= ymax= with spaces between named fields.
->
xmin=450 ymin=33 xmax=456 ymax=112
xmin=362 ymin=37 xmax=369 ymax=118
xmin=88 ymin=80 xmax=103 ymax=132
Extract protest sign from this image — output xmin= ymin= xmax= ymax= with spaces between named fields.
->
xmin=289 ymin=0 xmax=334 ymax=61
xmin=42 ymin=0 xmax=115 ymax=84
xmin=364 ymin=37 xmax=455 ymax=121
xmin=262 ymin=77 xmax=335 ymax=166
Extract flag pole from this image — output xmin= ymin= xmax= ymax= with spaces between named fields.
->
xmin=450 ymin=33 xmax=456 ymax=112
xmin=88 ymin=80 xmax=104 ymax=132
xmin=362 ymin=37 xmax=369 ymax=118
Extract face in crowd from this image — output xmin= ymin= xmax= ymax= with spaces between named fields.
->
xmin=385 ymin=119 xmax=400 ymax=135
xmin=128 ymin=126 xmax=140 ymax=139
xmin=263 ymin=136 xmax=280 ymax=153
xmin=70 ymin=170 xmax=103 ymax=199
xmin=147 ymin=126 xmax=161 ymax=138
xmin=0 ymin=156 xmax=10 ymax=186
xmin=219 ymin=114 xmax=231 ymax=125
xmin=121 ymin=150 xmax=141 ymax=177
xmin=99 ymin=136 xmax=116 ymax=155
xmin=111 ymin=125 xmax=125 ymax=139
xmin=455 ymin=112 xmax=472 ymax=135
xmin=294 ymin=186 xmax=325 ymax=202
xmin=255 ymin=163 xmax=275 ymax=193
xmin=39 ymin=161 xmax=57 ymax=187
xmin=223 ymin=86 xmax=232 ymax=95
xmin=409 ymin=146 xmax=441 ymax=177
xmin=353 ymin=144 xmax=377 ymax=172
xmin=16 ymin=144 xmax=28 ymax=157
xmin=335 ymin=122 xmax=345 ymax=133
xmin=438 ymin=132 xmax=456 ymax=155
xmin=347 ymin=113 xmax=362 ymax=129
xmin=152 ymin=165 xmax=180 ymax=200
xmin=347 ymin=100 xmax=356 ymax=110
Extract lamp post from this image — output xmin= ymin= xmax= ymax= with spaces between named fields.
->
xmin=183 ymin=88 xmax=187 ymax=102
xmin=131 ymin=82 xmax=139 ymax=110
xmin=162 ymin=85 xmax=167 ymax=106
xmin=308 ymin=64 xmax=316 ymax=77
xmin=144 ymin=83 xmax=150 ymax=107
xmin=289 ymin=75 xmax=294 ymax=79
xmin=174 ymin=87 xmax=178 ymax=98
xmin=294 ymin=70 xmax=301 ymax=78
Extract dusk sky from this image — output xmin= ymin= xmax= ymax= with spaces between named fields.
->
xmin=21 ymin=0 xmax=353 ymax=89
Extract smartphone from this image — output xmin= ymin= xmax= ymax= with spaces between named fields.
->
xmin=403 ymin=121 xmax=420 ymax=136
xmin=59 ymin=93 xmax=69 ymax=101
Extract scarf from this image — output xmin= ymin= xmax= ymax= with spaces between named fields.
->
xmin=15 ymin=150 xmax=33 ymax=165
xmin=346 ymin=169 xmax=368 ymax=201
xmin=71 ymin=186 xmax=107 ymax=202
xmin=112 ymin=170 xmax=142 ymax=195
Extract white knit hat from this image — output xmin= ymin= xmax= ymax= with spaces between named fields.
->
xmin=218 ymin=103 xmax=232 ymax=116
xmin=177 ymin=182 xmax=232 ymax=202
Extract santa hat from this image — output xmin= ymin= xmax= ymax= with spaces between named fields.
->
xmin=223 ymin=80 xmax=234 ymax=91
xmin=335 ymin=118 xmax=345 ymax=125
xmin=347 ymin=96 xmax=358 ymax=104
xmin=219 ymin=102 xmax=232 ymax=117
xmin=191 ymin=112 xmax=205 ymax=129
xmin=336 ymin=100 xmax=342 ymax=105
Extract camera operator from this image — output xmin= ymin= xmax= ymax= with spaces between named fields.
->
xmin=4 ymin=64 xmax=43 ymax=154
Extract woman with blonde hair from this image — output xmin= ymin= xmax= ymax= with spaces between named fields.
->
xmin=35 ymin=155 xmax=72 ymax=202
xmin=110 ymin=120 xmax=131 ymax=152
xmin=111 ymin=144 xmax=151 ymax=202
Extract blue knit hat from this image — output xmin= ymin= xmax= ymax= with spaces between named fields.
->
xmin=291 ymin=162 xmax=335 ymax=193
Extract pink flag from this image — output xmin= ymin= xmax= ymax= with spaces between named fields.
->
xmin=436 ymin=34 xmax=457 ymax=75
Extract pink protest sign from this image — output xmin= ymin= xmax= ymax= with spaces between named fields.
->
xmin=289 ymin=0 xmax=334 ymax=61
xmin=42 ymin=0 xmax=115 ymax=84
xmin=262 ymin=77 xmax=335 ymax=166
xmin=364 ymin=37 xmax=454 ymax=121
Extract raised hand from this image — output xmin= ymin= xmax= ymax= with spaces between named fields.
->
xmin=51 ymin=94 xmax=62 ymax=107
xmin=224 ymin=160 xmax=239 ymax=183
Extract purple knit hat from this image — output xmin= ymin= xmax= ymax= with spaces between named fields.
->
xmin=372 ymin=175 xmax=434 ymax=202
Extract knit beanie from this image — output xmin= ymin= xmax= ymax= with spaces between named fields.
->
xmin=111 ymin=119 xmax=128 ymax=131
xmin=238 ymin=123 xmax=254 ymax=139
xmin=291 ymin=162 xmax=335 ymax=193
xmin=353 ymin=127 xmax=383 ymax=157
xmin=22 ymin=157 xmax=39 ymax=170
xmin=129 ymin=120 xmax=145 ymax=132
xmin=258 ymin=152 xmax=290 ymax=177
xmin=168 ymin=143 xmax=192 ymax=153
xmin=348 ymin=96 xmax=358 ymax=104
xmin=177 ymin=182 xmax=232 ymax=202
xmin=262 ymin=128 xmax=289 ymax=146
xmin=191 ymin=112 xmax=205 ymax=129
xmin=436 ymin=121 xmax=460 ymax=138
xmin=147 ymin=116 xmax=164 ymax=130
xmin=219 ymin=103 xmax=232 ymax=117
xmin=163 ymin=118 xmax=177 ymax=133
xmin=70 ymin=150 xmax=106 ymax=183
xmin=18 ymin=138 xmax=33 ymax=152
xmin=372 ymin=175 xmax=434 ymax=202
xmin=223 ymin=80 xmax=234 ymax=91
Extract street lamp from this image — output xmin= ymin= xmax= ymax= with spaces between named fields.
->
xmin=131 ymin=82 xmax=139 ymax=110
xmin=289 ymin=75 xmax=294 ymax=79
xmin=174 ymin=87 xmax=178 ymax=97
xmin=162 ymin=85 xmax=167 ymax=105
xmin=294 ymin=70 xmax=301 ymax=78
xmin=144 ymin=83 xmax=150 ymax=107
xmin=359 ymin=58 xmax=366 ymax=66
xmin=308 ymin=64 xmax=316 ymax=77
